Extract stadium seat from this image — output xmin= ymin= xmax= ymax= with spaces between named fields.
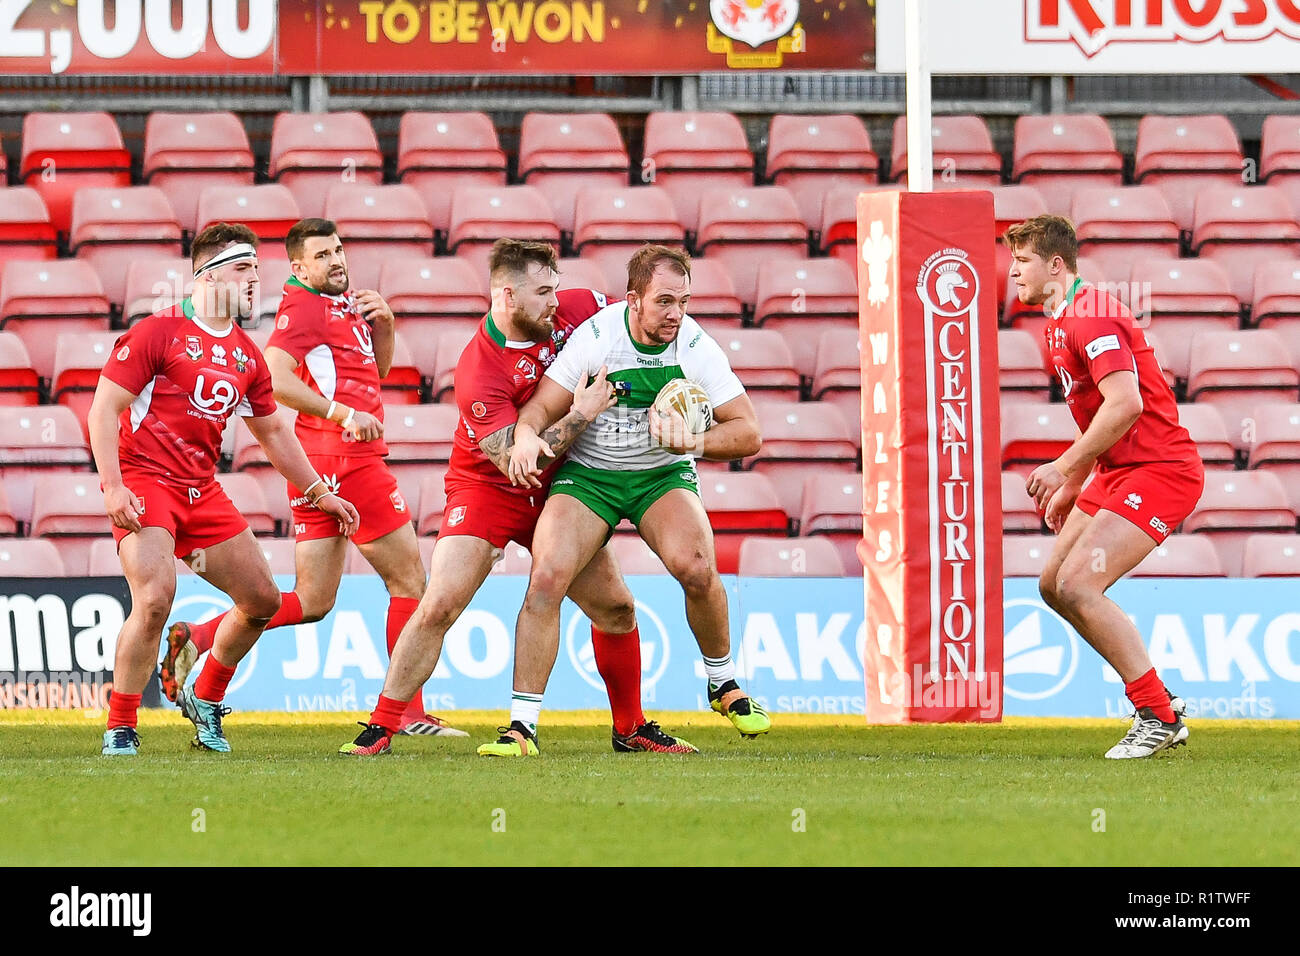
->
xmin=252 ymin=258 xmax=293 ymax=329
xmin=379 ymin=257 xmax=487 ymax=377
xmin=1249 ymin=259 xmax=1300 ymax=370
xmin=1245 ymin=401 xmax=1300 ymax=515
xmin=753 ymin=258 xmax=858 ymax=379
xmin=997 ymin=328 xmax=1051 ymax=398
xmin=384 ymin=404 xmax=460 ymax=509
xmin=143 ymin=112 xmax=256 ymax=234
xmin=1130 ymin=534 xmax=1225 ymax=578
xmin=820 ymin=184 xmax=903 ymax=272
xmin=1261 ymin=114 xmax=1300 ymax=222
xmin=397 ymin=112 xmax=508 ymax=237
xmin=572 ymin=186 xmax=685 ymax=283
xmin=607 ymin=534 xmax=668 ymax=575
xmin=1001 ymin=402 xmax=1077 ymax=478
xmin=0 ymin=260 xmax=112 ymax=383
xmin=642 ymin=111 xmax=755 ymax=235
xmin=696 ymin=186 xmax=807 ymax=306
xmin=798 ymin=472 xmax=862 ymax=572
xmin=20 ymin=112 xmax=131 ymax=235
xmin=51 ymin=332 xmax=119 ymax=440
xmin=681 ymin=259 xmax=744 ymax=328
xmin=1140 ymin=327 xmax=1179 ymax=392
xmin=1191 ymin=186 xmax=1300 ymax=304
xmin=1134 ymin=114 xmax=1245 ymax=234
xmin=415 ymin=466 xmax=451 ymax=536
xmin=767 ymin=114 xmax=879 ymax=231
xmin=1012 ymin=114 xmax=1124 ymax=216
xmin=1128 ymin=257 xmax=1241 ymax=383
xmin=556 ymin=258 xmax=610 ymax=298
xmin=1003 ymin=535 xmax=1051 ymax=578
xmin=430 ymin=326 xmax=478 ymax=404
xmin=229 ymin=414 xmax=292 ymax=530
xmin=991 ymin=185 xmax=1049 ymax=307
xmin=213 ymin=473 xmax=277 ymax=536
xmin=69 ymin=187 xmax=184 ymax=307
xmin=738 ymin=536 xmax=846 ymax=577
xmin=518 ymin=112 xmax=629 ymax=235
xmin=268 ymin=112 xmax=383 ymax=220
xmin=811 ymin=328 xmax=863 ymax=428
xmin=31 ymin=473 xmax=112 ymax=576
xmin=0 ymin=333 xmax=40 ymax=406
xmin=86 ymin=538 xmax=125 ymax=576
xmin=742 ymin=401 xmax=859 ymax=517
xmin=699 ymin=471 xmax=789 ymax=575
xmin=121 ymin=257 xmax=192 ymax=326
xmin=713 ymin=329 xmax=800 ymax=401
xmin=0 ymin=479 xmax=16 ymax=535
xmin=0 ymin=187 xmax=57 ymax=272
xmin=255 ymin=538 xmax=300 ymax=576
xmin=1002 ymin=471 xmax=1043 ymax=533
xmin=1071 ymin=187 xmax=1180 ymax=290
xmin=1175 ymin=403 xmax=1236 ymax=468
xmin=1241 ymin=533 xmax=1300 ymax=578
xmin=1184 ymin=469 xmax=1296 ymax=575
xmin=0 ymin=538 xmax=64 ymax=577
xmin=447 ymin=186 xmax=560 ymax=277
xmin=1187 ymin=330 xmax=1300 ymax=446
xmin=324 ymin=184 xmax=435 ymax=291
xmin=891 ymin=114 xmax=1002 ymax=188
xmin=195 ymin=185 xmax=302 ymax=245
xmin=383 ymin=333 xmax=423 ymax=405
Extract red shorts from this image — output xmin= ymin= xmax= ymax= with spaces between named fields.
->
xmin=441 ymin=479 xmax=546 ymax=550
xmin=113 ymin=471 xmax=248 ymax=559
xmin=1076 ymin=459 xmax=1205 ymax=544
xmin=290 ymin=455 xmax=411 ymax=545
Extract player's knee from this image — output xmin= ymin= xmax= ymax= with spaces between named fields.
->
xmin=668 ymin=554 xmax=717 ymax=596
xmin=413 ymin=598 xmax=458 ymax=635
xmin=524 ymin=564 xmax=570 ymax=608
xmin=1038 ymin=571 xmax=1060 ymax=608
xmin=298 ymin=596 xmax=333 ymax=624
xmin=1051 ymin=573 xmax=1096 ymax=614
xmin=133 ymin=589 xmax=174 ymax=630
xmin=241 ymin=585 xmax=281 ymax=622
xmin=592 ymin=594 xmax=637 ymax=634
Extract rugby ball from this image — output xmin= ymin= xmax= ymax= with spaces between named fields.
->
xmin=652 ymin=379 xmax=713 ymax=434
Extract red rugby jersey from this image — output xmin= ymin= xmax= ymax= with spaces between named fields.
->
xmin=1044 ymin=278 xmax=1198 ymax=469
xmin=100 ymin=299 xmax=276 ymax=484
xmin=266 ymin=277 xmax=388 ymax=458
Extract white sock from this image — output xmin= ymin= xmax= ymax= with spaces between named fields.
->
xmin=510 ymin=691 xmax=543 ymax=736
xmin=703 ymin=654 xmax=735 ymax=691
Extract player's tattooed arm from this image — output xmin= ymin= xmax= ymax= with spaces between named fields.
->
xmin=479 ymin=411 xmax=593 ymax=478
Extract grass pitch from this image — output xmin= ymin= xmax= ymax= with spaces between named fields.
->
xmin=2 ymin=710 xmax=1295 ymax=867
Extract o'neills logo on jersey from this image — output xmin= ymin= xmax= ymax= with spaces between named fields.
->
xmin=1025 ymin=0 xmax=1300 ymax=58
xmin=916 ymin=249 xmax=989 ymax=685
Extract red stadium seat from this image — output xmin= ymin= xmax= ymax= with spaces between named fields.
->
xmin=743 ymin=401 xmax=859 ymax=517
xmin=891 ymin=115 xmax=1002 ymax=188
xmin=384 ymin=333 xmax=423 ymax=405
xmin=1012 ymin=114 xmax=1124 ymax=216
xmin=70 ymin=187 xmax=184 ymax=307
xmin=214 ymin=473 xmax=277 ymax=536
xmin=1187 ymin=330 xmax=1299 ymax=446
xmin=20 ymin=112 xmax=131 ymax=235
xmin=811 ymin=328 xmax=863 ymax=429
xmin=0 ymin=187 xmax=57 ymax=271
xmin=799 ymin=472 xmax=862 ymax=572
xmin=556 ymin=258 xmax=610 ymax=298
xmin=195 ymin=185 xmax=302 ymax=245
xmin=31 ymin=473 xmax=112 ymax=576
xmin=379 ymin=257 xmax=487 ymax=377
xmin=143 ymin=112 xmax=256 ymax=234
xmin=268 ymin=112 xmax=382 ymax=220
xmin=1249 ymin=259 xmax=1300 ymax=371
xmin=753 ymin=257 xmax=858 ymax=379
xmin=384 ymin=406 xmax=459 ymax=506
xmin=682 ymin=259 xmax=744 ymax=328
xmin=86 ymin=537 xmax=125 ymax=576
xmin=397 ymin=112 xmax=508 ymax=237
xmin=1184 ymin=469 xmax=1296 ymax=575
xmin=1071 ymin=187 xmax=1180 ymax=290
xmin=1001 ymin=402 xmax=1077 ymax=478
xmin=0 ymin=333 xmax=40 ymax=407
xmin=430 ymin=326 xmax=478 ymax=404
xmin=415 ymin=466 xmax=450 ymax=536
xmin=1241 ymin=533 xmax=1300 ymax=578
xmin=0 ymin=538 xmax=65 ymax=577
xmin=1003 ymin=535 xmax=1052 ymax=578
xmin=820 ymin=184 xmax=903 ymax=271
xmin=123 ymin=257 xmax=192 ymax=326
xmin=572 ymin=186 xmax=685 ymax=283
xmin=1128 ymin=257 xmax=1240 ymax=383
xmin=518 ymin=112 xmax=629 ymax=235
xmin=1002 ymin=471 xmax=1043 ymax=533
xmin=252 ymin=258 xmax=293 ymax=329
xmin=0 ymin=478 xmax=16 ymax=535
xmin=447 ymin=186 xmax=560 ymax=277
xmin=1245 ymin=401 xmax=1300 ymax=514
xmin=324 ymin=184 xmax=435 ymax=291
xmin=1130 ymin=534 xmax=1225 ymax=578
xmin=1175 ymin=403 xmax=1236 ymax=468
xmin=1135 ymin=115 xmax=1244 ymax=234
xmin=255 ymin=538 xmax=300 ymax=576
xmin=699 ymin=471 xmax=789 ymax=575
xmin=229 ymin=415 xmax=292 ymax=530
xmin=998 ymin=328 xmax=1051 ymax=398
xmin=696 ymin=186 xmax=807 ymax=306
xmin=713 ymin=329 xmax=800 ymax=401
xmin=643 ymin=111 xmax=755 ymax=234
xmin=1261 ymin=114 xmax=1300 ymax=223
xmin=607 ymin=535 xmax=668 ymax=575
xmin=738 ymin=536 xmax=846 ymax=577
xmin=0 ymin=260 xmax=111 ymax=382
xmin=1191 ymin=186 xmax=1300 ymax=304
xmin=767 ymin=114 xmax=879 ymax=231
xmin=1141 ymin=327 xmax=1179 ymax=392
xmin=991 ymin=185 xmax=1049 ymax=307
xmin=51 ymin=332 xmax=119 ymax=441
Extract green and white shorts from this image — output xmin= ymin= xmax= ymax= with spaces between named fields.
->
xmin=548 ymin=460 xmax=700 ymax=529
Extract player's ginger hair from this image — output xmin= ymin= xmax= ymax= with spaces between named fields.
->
xmin=1002 ymin=215 xmax=1079 ymax=273
xmin=626 ymin=244 xmax=691 ymax=296
xmin=488 ymin=239 xmax=558 ymax=288
xmin=192 ymin=222 xmax=259 ymax=270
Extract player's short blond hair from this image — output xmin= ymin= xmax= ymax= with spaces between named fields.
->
xmin=1002 ymin=215 xmax=1079 ymax=273
xmin=489 ymin=239 xmax=558 ymax=287
xmin=626 ymin=245 xmax=691 ymax=297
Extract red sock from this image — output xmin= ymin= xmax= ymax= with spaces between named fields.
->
xmin=194 ymin=653 xmax=237 ymax=704
xmin=190 ymin=592 xmax=304 ymax=655
xmin=107 ymin=691 xmax=142 ymax=730
xmin=386 ymin=597 xmax=426 ymax=722
xmin=592 ymin=625 xmax=646 ymax=736
xmin=370 ymin=694 xmax=409 ymax=735
xmin=1125 ymin=667 xmax=1175 ymax=723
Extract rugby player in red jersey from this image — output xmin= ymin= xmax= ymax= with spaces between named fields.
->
xmin=160 ymin=219 xmax=461 ymax=737
xmin=1006 ymin=215 xmax=1200 ymax=759
xmin=91 ymin=223 xmax=359 ymax=755
xmin=341 ymin=239 xmax=696 ymax=756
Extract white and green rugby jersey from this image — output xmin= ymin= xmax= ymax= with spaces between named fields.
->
xmin=545 ymin=302 xmax=745 ymax=470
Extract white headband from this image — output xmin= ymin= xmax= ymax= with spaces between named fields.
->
xmin=194 ymin=242 xmax=258 ymax=279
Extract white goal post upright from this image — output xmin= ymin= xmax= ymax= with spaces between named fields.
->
xmin=903 ymin=0 xmax=933 ymax=193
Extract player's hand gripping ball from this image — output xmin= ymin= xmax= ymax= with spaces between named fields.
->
xmin=652 ymin=379 xmax=713 ymax=434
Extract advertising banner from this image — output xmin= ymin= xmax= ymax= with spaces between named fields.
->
xmin=0 ymin=0 xmax=874 ymax=76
